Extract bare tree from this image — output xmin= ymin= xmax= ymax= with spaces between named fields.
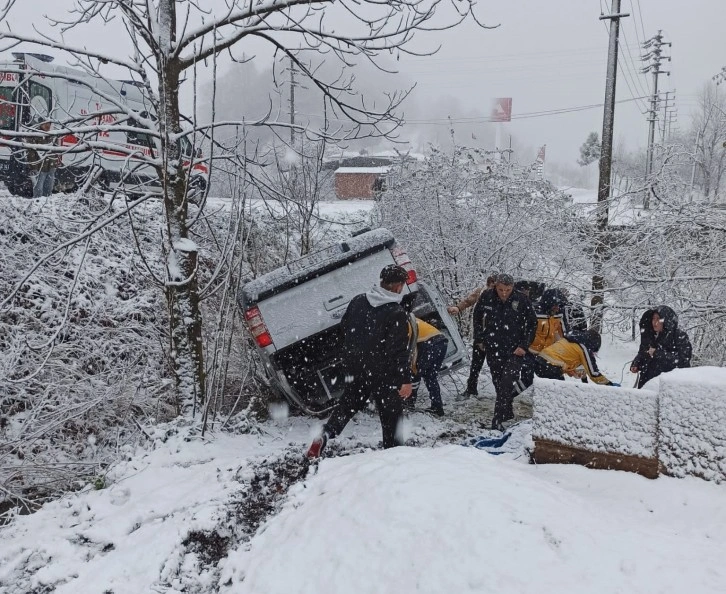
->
xmin=691 ymin=83 xmax=726 ymax=200
xmin=255 ymin=138 xmax=332 ymax=257
xmin=0 ymin=0 xmax=487 ymax=416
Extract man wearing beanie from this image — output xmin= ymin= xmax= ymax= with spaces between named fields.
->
xmin=307 ymin=264 xmax=414 ymax=457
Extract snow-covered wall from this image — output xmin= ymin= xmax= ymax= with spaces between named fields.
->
xmin=532 ymin=378 xmax=659 ymax=459
xmin=658 ymin=367 xmax=726 ymax=483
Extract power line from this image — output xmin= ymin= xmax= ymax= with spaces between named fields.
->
xmin=292 ymin=95 xmax=648 ymax=127
xmin=403 ymin=44 xmax=642 ymax=66
xmin=634 ymin=0 xmax=648 ymax=42
xmin=399 ymin=96 xmax=649 ymax=125
xmin=628 ymin=0 xmax=650 ymax=92
xmin=620 ymin=22 xmax=651 ymax=100
xmin=599 ymin=0 xmax=649 ymax=114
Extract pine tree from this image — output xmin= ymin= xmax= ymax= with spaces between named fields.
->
xmin=578 ymin=132 xmax=602 ymax=167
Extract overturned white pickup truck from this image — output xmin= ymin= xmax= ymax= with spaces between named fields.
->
xmin=239 ymin=228 xmax=468 ymax=415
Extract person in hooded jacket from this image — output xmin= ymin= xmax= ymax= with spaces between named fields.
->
xmin=630 ymin=306 xmax=692 ymax=389
xmin=307 ymin=265 xmax=414 ymax=457
xmin=473 ymin=273 xmax=537 ymax=431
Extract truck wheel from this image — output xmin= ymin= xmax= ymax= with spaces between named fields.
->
xmin=188 ymin=176 xmax=207 ymax=204
xmin=7 ymin=181 xmax=32 ymax=198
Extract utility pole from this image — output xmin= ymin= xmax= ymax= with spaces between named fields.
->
xmin=642 ymin=30 xmax=671 ymax=209
xmin=659 ymin=90 xmax=676 ymax=143
xmin=689 ymin=129 xmax=702 ymax=202
xmin=590 ymin=0 xmax=629 ymax=333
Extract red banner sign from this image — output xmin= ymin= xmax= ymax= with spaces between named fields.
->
xmin=491 ymin=97 xmax=512 ymax=122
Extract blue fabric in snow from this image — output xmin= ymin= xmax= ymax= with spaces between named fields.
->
xmin=467 ymin=432 xmax=511 ymax=450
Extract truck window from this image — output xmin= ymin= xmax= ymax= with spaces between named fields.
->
xmin=0 ymin=86 xmax=15 ymax=129
xmin=127 ymin=116 xmax=154 ymax=149
xmin=179 ymin=135 xmax=194 ymax=158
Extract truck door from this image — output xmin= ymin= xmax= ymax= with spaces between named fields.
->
xmin=0 ymin=81 xmax=16 ymax=173
xmin=22 ymin=79 xmax=53 ymax=125
xmin=411 ymin=281 xmax=469 ymax=375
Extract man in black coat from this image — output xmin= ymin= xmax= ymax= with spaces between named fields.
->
xmin=630 ymin=305 xmax=692 ymax=389
xmin=473 ymin=273 xmax=537 ymax=431
xmin=307 ymin=265 xmax=414 ymax=457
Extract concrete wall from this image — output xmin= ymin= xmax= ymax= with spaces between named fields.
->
xmin=531 ymin=368 xmax=726 ymax=483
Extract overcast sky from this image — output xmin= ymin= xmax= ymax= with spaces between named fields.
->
xmin=3 ymin=0 xmax=724 ymax=167
xmin=394 ymin=0 xmax=725 ymax=164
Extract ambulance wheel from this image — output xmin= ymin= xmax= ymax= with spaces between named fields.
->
xmin=6 ymin=181 xmax=32 ymax=198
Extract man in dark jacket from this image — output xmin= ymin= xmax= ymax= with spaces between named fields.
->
xmin=630 ymin=305 xmax=692 ymax=389
xmin=447 ymin=274 xmax=498 ymax=399
xmin=307 ymin=265 xmax=414 ymax=457
xmin=473 ymin=273 xmax=537 ymax=431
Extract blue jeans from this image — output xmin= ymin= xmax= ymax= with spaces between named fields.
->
xmin=413 ymin=335 xmax=449 ymax=409
xmin=32 ymin=169 xmax=55 ymax=197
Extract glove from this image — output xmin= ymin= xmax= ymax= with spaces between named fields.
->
xmin=609 ymin=382 xmax=621 ymax=387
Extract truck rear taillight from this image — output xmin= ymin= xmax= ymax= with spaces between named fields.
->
xmin=244 ymin=306 xmax=273 ymax=348
xmin=391 ymin=247 xmax=417 ymax=285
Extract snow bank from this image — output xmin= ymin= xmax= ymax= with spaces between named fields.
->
xmin=220 ymin=445 xmax=726 ymax=594
xmin=658 ymin=367 xmax=726 ymax=483
xmin=532 ymin=378 xmax=658 ymax=459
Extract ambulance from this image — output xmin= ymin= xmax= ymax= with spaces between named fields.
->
xmin=0 ymin=52 xmax=208 ymax=197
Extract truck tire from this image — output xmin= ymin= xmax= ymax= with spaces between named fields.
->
xmin=6 ymin=180 xmax=32 ymax=198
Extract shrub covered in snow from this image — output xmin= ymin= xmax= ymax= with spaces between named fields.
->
xmin=0 ymin=194 xmax=170 ymax=508
xmin=0 ymin=192 xmax=293 ymax=510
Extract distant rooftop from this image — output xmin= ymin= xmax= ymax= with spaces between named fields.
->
xmin=335 ymin=166 xmax=391 ymax=174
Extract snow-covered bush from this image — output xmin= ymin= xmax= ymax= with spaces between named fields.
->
xmin=0 ymin=192 xmax=294 ymax=510
xmin=375 ymin=144 xmax=582 ymax=335
xmin=0 ymin=194 xmax=169 ymax=509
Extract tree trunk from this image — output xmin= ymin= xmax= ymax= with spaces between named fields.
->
xmin=159 ymin=0 xmax=206 ymax=416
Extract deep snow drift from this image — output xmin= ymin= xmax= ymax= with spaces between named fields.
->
xmin=223 ymin=444 xmax=726 ymax=594
xmin=1 ymin=410 xmax=724 ymax=593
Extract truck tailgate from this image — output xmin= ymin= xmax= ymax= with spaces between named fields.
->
xmin=258 ymin=248 xmax=397 ymax=351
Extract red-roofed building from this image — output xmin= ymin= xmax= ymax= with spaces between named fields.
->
xmin=334 ymin=166 xmax=391 ymax=199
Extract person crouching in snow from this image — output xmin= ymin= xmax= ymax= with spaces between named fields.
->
xmin=630 ymin=306 xmax=692 ymax=389
xmin=517 ymin=330 xmax=620 ymax=389
xmin=306 ymin=265 xmax=414 ymax=458
xmin=516 ymin=288 xmax=566 ymax=396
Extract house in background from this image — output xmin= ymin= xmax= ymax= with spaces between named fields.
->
xmin=334 ymin=166 xmax=391 ymax=200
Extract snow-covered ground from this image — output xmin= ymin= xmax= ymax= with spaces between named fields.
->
xmin=563 ymin=187 xmax=657 ymax=227
xmin=2 ymin=336 xmax=724 ymax=594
